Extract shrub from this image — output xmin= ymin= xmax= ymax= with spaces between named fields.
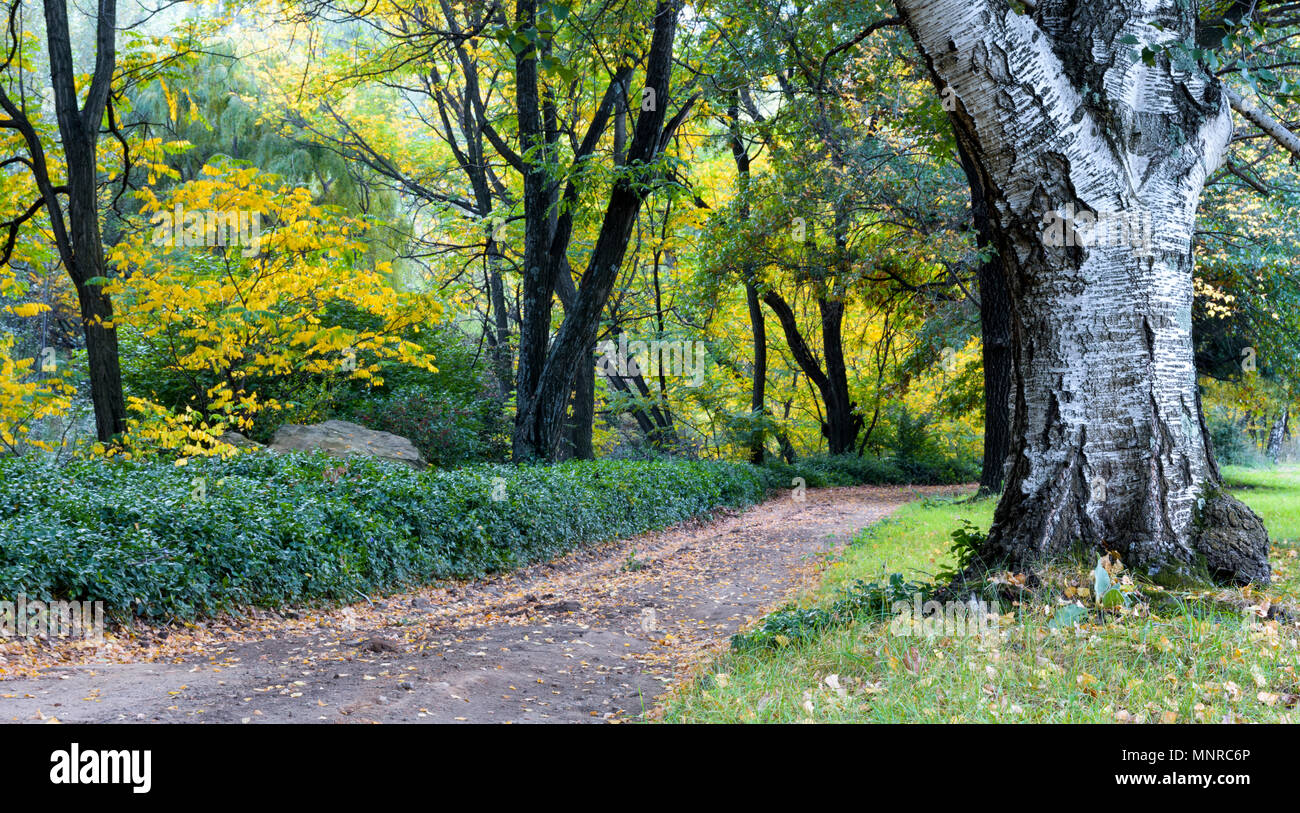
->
xmin=730 ymin=573 xmax=929 ymax=652
xmin=756 ymin=448 xmax=977 ymax=491
xmin=0 ymin=454 xmax=764 ymax=621
xmin=338 ymin=384 xmax=508 ymax=468
xmin=1206 ymin=408 xmax=1263 ymax=467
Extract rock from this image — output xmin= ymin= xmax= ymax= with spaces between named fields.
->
xmin=1195 ymin=492 xmax=1272 ymax=586
xmin=267 ymin=420 xmax=427 ymax=469
xmin=217 ymin=430 xmax=262 ymax=449
xmin=410 ymin=597 xmax=431 ymax=609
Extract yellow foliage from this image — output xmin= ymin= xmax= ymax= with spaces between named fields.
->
xmin=5 ymin=302 xmax=52 ymax=318
xmin=106 ymin=160 xmax=441 ymax=454
xmin=0 ymin=335 xmax=75 ymax=455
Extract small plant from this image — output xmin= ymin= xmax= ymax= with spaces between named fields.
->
xmin=731 ymin=572 xmax=929 ymax=652
xmin=934 ymin=518 xmax=985 ymax=584
xmin=621 ymin=547 xmax=648 ymax=572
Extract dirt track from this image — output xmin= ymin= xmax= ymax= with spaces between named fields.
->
xmin=0 ymin=484 xmax=964 ymax=723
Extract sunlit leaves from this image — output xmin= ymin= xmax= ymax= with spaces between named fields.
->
xmin=106 ymin=159 xmax=440 ymax=455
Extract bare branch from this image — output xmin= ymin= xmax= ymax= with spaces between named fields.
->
xmin=1226 ymin=85 xmax=1300 ymax=158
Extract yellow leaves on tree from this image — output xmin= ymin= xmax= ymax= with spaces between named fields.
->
xmin=4 ymin=302 xmax=52 ymax=318
xmin=107 ymin=160 xmax=441 ymax=455
xmin=0 ymin=335 xmax=75 ymax=454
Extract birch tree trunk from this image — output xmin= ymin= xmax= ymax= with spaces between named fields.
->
xmin=895 ymin=0 xmax=1270 ymax=583
xmin=1266 ymin=409 xmax=1288 ymax=463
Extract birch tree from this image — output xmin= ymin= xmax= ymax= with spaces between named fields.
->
xmin=893 ymin=0 xmax=1300 ymax=584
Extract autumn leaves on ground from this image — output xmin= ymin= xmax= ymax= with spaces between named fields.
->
xmin=664 ymin=466 xmax=1300 ymax=724
xmin=0 ymin=485 xmax=959 ymax=724
xmin=4 ymin=1 xmax=1300 ymax=730
xmin=7 ymin=468 xmax=1298 ymax=725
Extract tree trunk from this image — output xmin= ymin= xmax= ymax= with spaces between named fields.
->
xmin=512 ymin=1 xmax=681 ymax=460
xmin=745 ymin=281 xmax=768 ymax=464
xmin=567 ymin=347 xmax=595 ymax=459
xmin=46 ymin=0 xmax=127 ymax=442
xmin=818 ymin=297 xmax=860 ymax=455
xmin=511 ymin=0 xmax=558 ymax=461
xmin=762 ymin=290 xmax=861 ymax=455
xmin=486 ymin=247 xmax=513 ymax=398
xmin=599 ymin=328 xmax=679 ymax=450
xmin=958 ymin=141 xmax=1013 ymax=494
xmin=897 ymin=0 xmax=1269 ymax=584
xmin=728 ymin=96 xmax=768 ymax=464
xmin=1267 ymin=408 xmax=1288 ymax=463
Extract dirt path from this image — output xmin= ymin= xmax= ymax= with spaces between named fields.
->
xmin=0 ymin=484 xmax=965 ymax=724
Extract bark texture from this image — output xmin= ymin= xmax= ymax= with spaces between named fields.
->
xmin=896 ymin=0 xmax=1270 ymax=583
xmin=512 ymin=1 xmax=682 ymax=461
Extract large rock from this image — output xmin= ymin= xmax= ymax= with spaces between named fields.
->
xmin=217 ymin=430 xmax=263 ymax=450
xmin=267 ymin=420 xmax=427 ymax=470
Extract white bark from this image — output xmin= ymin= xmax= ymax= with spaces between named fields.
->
xmin=896 ymin=0 xmax=1269 ymax=582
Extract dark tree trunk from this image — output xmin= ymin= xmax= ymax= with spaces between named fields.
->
xmin=568 ymin=347 xmax=595 ymax=459
xmin=599 ymin=326 xmax=679 ymax=449
xmin=958 ymin=141 xmax=1013 ymax=494
xmin=511 ymin=0 xmax=558 ymax=460
xmin=42 ymin=0 xmax=126 ymax=442
xmin=728 ymin=95 xmax=768 ymax=464
xmin=485 ymin=243 xmax=513 ymax=398
xmin=746 ymin=281 xmax=768 ymax=464
xmin=818 ymin=296 xmax=860 ymax=455
xmin=513 ymin=1 xmax=682 ymax=460
xmin=551 ymin=260 xmax=596 ymax=459
xmin=762 ymin=290 xmax=861 ymax=455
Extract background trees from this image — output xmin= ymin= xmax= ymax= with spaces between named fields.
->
xmin=0 ymin=0 xmax=1298 ymax=587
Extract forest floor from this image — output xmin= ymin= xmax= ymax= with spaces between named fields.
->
xmin=661 ymin=466 xmax=1300 ymax=723
xmin=0 ymin=483 xmax=963 ymax=723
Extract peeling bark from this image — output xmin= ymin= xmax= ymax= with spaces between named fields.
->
xmin=896 ymin=0 xmax=1270 ymax=583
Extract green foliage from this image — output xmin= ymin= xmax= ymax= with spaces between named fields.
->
xmin=1206 ymin=407 xmax=1262 ymax=466
xmin=331 ymin=320 xmax=509 ymax=467
xmin=887 ymin=408 xmax=980 ymax=483
xmin=934 ymin=518 xmax=985 ymax=584
xmin=757 ymin=454 xmax=908 ymax=488
xmin=0 ymin=454 xmax=765 ymax=621
xmin=757 ymin=446 xmax=978 ymax=490
xmin=340 ymin=384 xmax=507 ymax=468
xmin=731 ymin=573 xmax=929 ymax=652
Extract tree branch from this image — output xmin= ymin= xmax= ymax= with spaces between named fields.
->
xmin=1225 ymin=85 xmax=1300 ymax=158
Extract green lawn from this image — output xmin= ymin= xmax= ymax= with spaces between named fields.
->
xmin=1224 ymin=466 xmax=1300 ymax=541
xmin=659 ymin=467 xmax=1300 ymax=723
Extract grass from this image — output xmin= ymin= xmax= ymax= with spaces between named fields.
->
xmin=658 ymin=467 xmax=1300 ymax=723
